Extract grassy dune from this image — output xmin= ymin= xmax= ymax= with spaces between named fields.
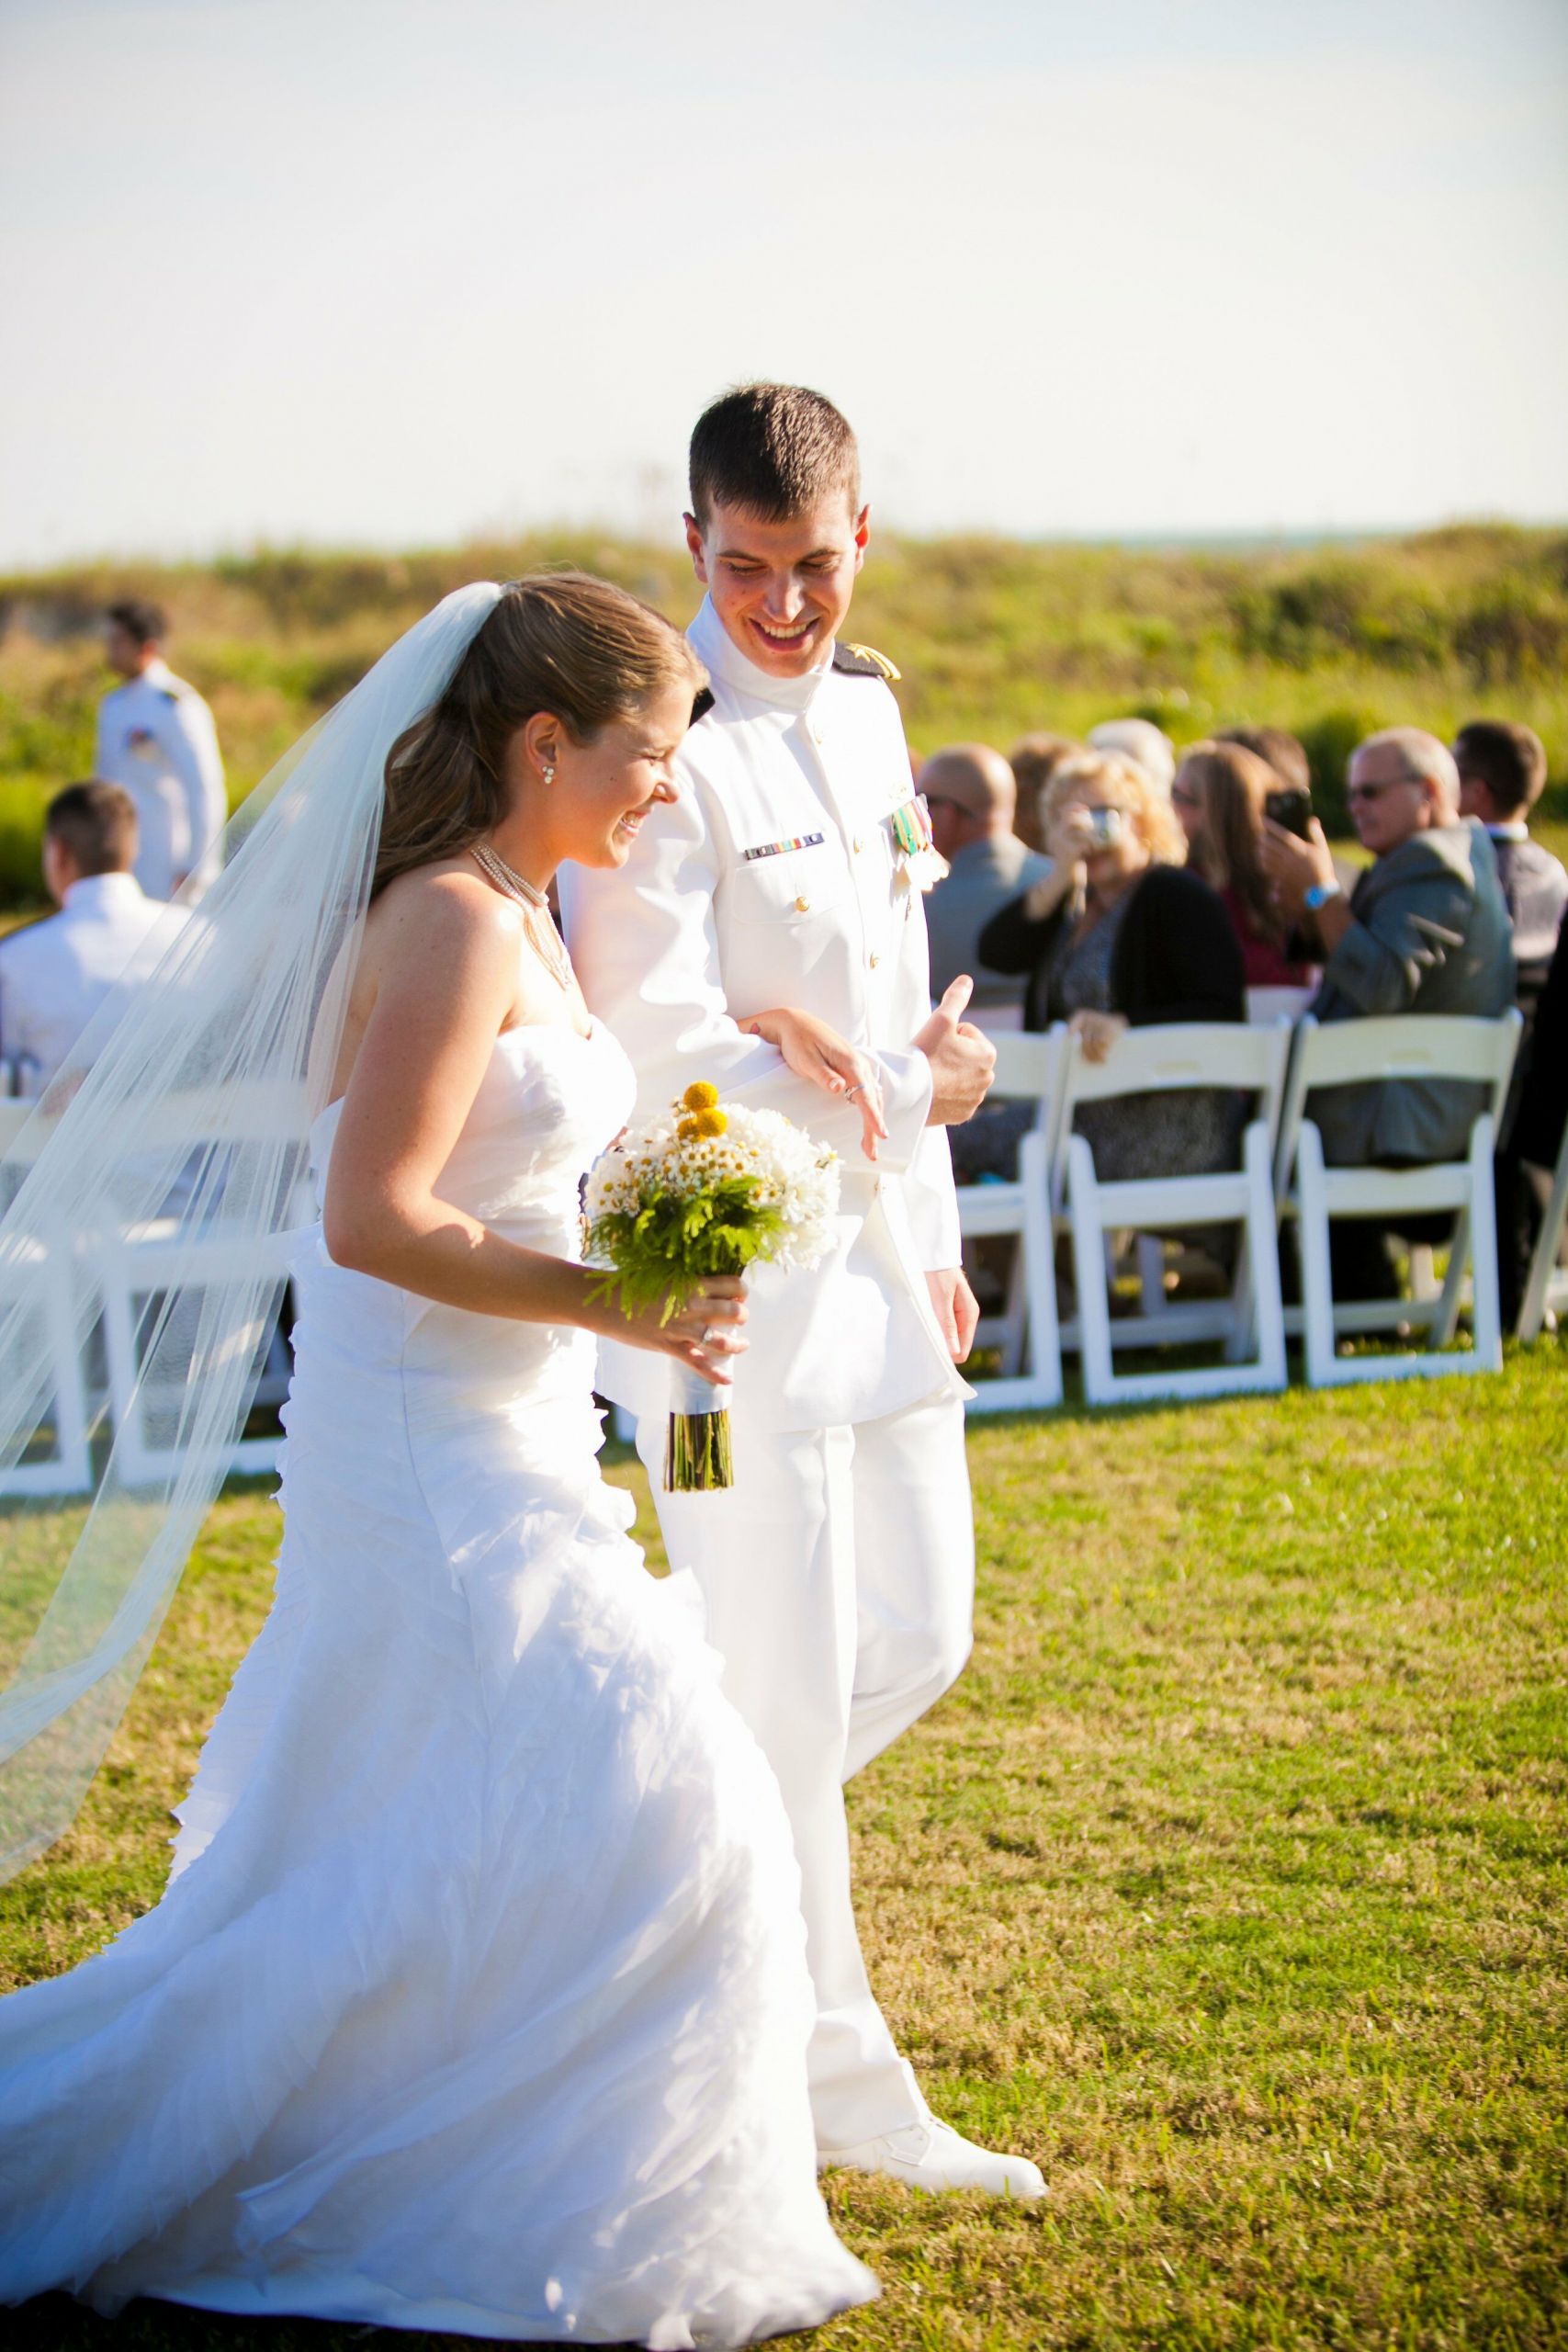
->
xmin=5 ymin=1352 xmax=1566 ymax=2349
xmin=4 ymin=524 xmax=1567 ymax=906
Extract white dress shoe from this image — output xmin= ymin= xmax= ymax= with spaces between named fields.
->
xmin=818 ymin=2116 xmax=1046 ymax=2199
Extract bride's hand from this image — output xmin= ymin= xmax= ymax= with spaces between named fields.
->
xmin=616 ymin=1275 xmax=749 ymax=1388
xmin=739 ymin=1008 xmax=888 ymax=1161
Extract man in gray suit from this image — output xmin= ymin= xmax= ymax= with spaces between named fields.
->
xmin=1452 ymin=719 xmax=1568 ymax=1321
xmin=919 ymin=743 xmax=1050 ymax=1012
xmin=1263 ymin=727 xmax=1515 ymax=1295
xmin=1451 ymin=719 xmax=1566 ymax=1014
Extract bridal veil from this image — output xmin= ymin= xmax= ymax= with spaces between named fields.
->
xmin=0 ymin=582 xmax=503 ymax=1881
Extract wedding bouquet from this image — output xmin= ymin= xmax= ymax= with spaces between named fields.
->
xmin=585 ymin=1081 xmax=840 ymax=1491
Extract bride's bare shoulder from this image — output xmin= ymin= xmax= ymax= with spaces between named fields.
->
xmin=367 ymin=860 xmax=525 ymax=965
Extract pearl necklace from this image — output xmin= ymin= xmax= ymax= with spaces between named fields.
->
xmin=470 ymin=842 xmax=575 ymax=994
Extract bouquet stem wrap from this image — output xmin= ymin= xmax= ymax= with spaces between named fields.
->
xmin=584 ymin=1081 xmax=840 ymax=1494
xmin=665 ymin=1363 xmax=735 ymax=1492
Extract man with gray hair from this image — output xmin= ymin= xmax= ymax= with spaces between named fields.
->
xmin=1263 ymin=725 xmax=1514 ymax=1295
xmin=919 ymin=742 xmax=1050 ymax=1012
xmin=1087 ymin=717 xmax=1176 ymax=797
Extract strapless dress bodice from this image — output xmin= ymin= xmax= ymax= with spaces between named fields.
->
xmin=295 ymin=1017 xmax=637 ymax=1440
xmin=310 ymin=1016 xmax=634 ymax=1250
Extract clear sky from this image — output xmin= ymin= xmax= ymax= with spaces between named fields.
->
xmin=1 ymin=0 xmax=1564 ymax=563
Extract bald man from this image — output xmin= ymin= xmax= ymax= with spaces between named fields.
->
xmin=1263 ymin=725 xmax=1515 ymax=1296
xmin=919 ymin=743 xmax=1050 ymax=1011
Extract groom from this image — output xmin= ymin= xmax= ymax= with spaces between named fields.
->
xmin=561 ymin=384 xmax=1043 ymax=2196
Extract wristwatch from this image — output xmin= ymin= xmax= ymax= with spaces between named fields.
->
xmin=1303 ymin=878 xmax=1343 ymax=911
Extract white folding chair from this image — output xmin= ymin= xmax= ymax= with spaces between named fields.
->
xmin=1054 ymin=1022 xmax=1292 ymax=1406
xmin=957 ymin=1027 xmax=1065 ymax=1412
xmin=1517 ymin=1114 xmax=1568 ymax=1343
xmin=0 ymin=1099 xmax=94 ymax=1498
xmin=96 ymin=1080 xmax=311 ymax=1485
xmin=969 ymin=1001 xmax=1025 ymax=1038
xmin=1273 ymin=1012 xmax=1523 ymax=1386
xmin=1133 ymin=989 xmax=1304 ymax=1329
xmin=1247 ymin=985 xmax=1314 ymax=1026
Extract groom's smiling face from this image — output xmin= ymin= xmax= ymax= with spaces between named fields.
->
xmin=685 ymin=495 xmax=869 ymax=681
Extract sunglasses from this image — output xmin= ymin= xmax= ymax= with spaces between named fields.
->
xmin=1346 ymin=777 xmax=1421 ymax=806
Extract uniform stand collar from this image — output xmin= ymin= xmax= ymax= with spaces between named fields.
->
xmin=63 ymin=872 xmax=146 ymax=912
xmin=689 ymin=595 xmax=833 ymax=716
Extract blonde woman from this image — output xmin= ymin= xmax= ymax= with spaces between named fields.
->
xmin=962 ymin=750 xmax=1246 ymax=1184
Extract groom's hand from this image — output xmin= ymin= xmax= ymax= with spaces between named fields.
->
xmin=916 ymin=976 xmax=996 ymax=1125
xmin=926 ymin=1267 xmax=979 ymax=1362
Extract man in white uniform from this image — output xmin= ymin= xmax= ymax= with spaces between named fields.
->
xmin=0 ymin=784 xmax=177 ymax=1097
xmin=562 ymin=385 xmax=1043 ymax=2197
xmin=95 ymin=599 xmax=226 ymax=901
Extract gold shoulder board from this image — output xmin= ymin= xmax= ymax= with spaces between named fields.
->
xmin=834 ymin=641 xmax=901 ymax=684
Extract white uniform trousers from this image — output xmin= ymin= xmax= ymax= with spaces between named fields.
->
xmin=636 ymin=1386 xmax=974 ymax=2150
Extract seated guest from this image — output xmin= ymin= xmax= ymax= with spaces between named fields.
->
xmin=1451 ymin=719 xmax=1566 ymax=1012
xmin=1495 ymin=925 xmax=1568 ymax=1327
xmin=1172 ymin=741 xmax=1316 ymax=988
xmin=1213 ymin=724 xmax=1312 ymax=797
xmin=956 ymin=752 xmax=1245 ymax=1184
xmin=1262 ymin=728 xmax=1515 ymax=1299
xmin=1009 ymin=731 xmax=1085 ymax=854
xmin=1086 ymin=717 xmax=1176 ymax=798
xmin=1512 ymin=922 xmax=1568 ymax=1178
xmin=0 ymin=783 xmax=175 ymax=1098
xmin=1460 ymin=721 xmax=1568 ymax=1317
xmin=1217 ymin=722 xmax=1359 ymax=899
xmin=920 ymin=743 xmax=1050 ymax=1010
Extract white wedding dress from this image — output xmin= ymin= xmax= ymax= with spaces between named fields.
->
xmin=0 ymin=1017 xmax=876 ymax=2347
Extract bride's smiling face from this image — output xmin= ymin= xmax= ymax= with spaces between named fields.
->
xmin=524 ymin=678 xmax=691 ymax=870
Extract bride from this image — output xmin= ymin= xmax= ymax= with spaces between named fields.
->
xmin=0 ymin=575 xmax=886 ymax=2344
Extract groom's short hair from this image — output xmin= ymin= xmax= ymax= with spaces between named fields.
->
xmin=689 ymin=384 xmax=861 ymax=529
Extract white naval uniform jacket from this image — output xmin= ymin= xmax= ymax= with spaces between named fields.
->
xmin=0 ymin=873 xmax=182 ymax=1097
xmin=560 ymin=595 xmax=967 ymax=1435
xmin=94 ymin=660 xmax=226 ymax=902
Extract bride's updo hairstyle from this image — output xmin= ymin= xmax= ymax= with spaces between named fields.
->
xmin=374 ymin=571 xmax=703 ymax=898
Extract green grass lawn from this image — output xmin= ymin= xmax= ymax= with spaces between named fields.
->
xmin=4 ymin=1352 xmax=1567 ymax=2349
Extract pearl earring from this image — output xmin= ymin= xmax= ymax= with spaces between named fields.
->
xmin=542 ymin=763 xmax=556 ymax=785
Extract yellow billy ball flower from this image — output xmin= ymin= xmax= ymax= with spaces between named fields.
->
xmin=682 ymin=1080 xmax=720 ymax=1113
xmin=676 ymin=1116 xmax=701 ymax=1143
xmin=690 ymin=1108 xmax=728 ymax=1138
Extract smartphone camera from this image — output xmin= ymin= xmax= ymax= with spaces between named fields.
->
xmin=1265 ymin=787 xmax=1314 ymax=841
xmin=1085 ymin=807 xmax=1123 ymax=845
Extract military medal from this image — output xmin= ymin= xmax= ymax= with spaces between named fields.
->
xmin=888 ymin=792 xmax=947 ymax=894
xmin=889 ymin=796 xmax=934 ymax=856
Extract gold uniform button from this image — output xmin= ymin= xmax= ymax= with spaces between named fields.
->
xmin=795 ymin=896 xmax=810 ymax=913
xmin=869 ymin=952 xmax=881 ymax=968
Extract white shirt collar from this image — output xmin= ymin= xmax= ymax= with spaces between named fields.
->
xmin=1486 ymin=820 xmax=1529 ymax=842
xmin=688 ymin=594 xmax=833 ymax=716
xmin=62 ymin=872 xmax=146 ymax=913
